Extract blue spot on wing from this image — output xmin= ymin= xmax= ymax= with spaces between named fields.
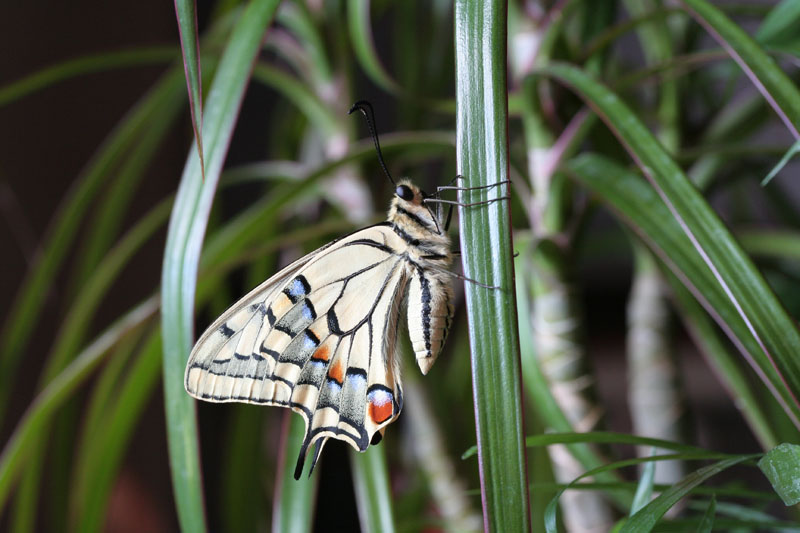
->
xmin=346 ymin=369 xmax=367 ymax=390
xmin=284 ymin=275 xmax=311 ymax=303
xmin=303 ymin=332 xmax=318 ymax=350
xmin=301 ymin=300 xmax=316 ymax=321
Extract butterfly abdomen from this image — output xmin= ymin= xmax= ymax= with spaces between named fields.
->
xmin=386 ymin=180 xmax=455 ymax=375
xmin=405 ymin=266 xmax=453 ymax=374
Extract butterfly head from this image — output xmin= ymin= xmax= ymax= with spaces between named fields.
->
xmin=388 ymin=179 xmax=444 ymax=236
xmin=394 ymin=180 xmax=423 ymax=205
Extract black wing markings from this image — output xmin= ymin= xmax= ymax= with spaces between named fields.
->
xmin=293 ymin=258 xmax=407 ymax=478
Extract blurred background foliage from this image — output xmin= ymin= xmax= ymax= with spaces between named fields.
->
xmin=2 ymin=0 xmax=800 ymax=531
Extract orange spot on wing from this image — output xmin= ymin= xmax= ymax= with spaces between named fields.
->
xmin=369 ymin=398 xmax=393 ymax=425
xmin=328 ymin=360 xmax=343 ymax=384
xmin=313 ymin=345 xmax=329 ymax=362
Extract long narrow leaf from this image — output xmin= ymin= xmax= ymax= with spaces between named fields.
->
xmin=566 ymin=153 xmax=800 ymax=433
xmin=346 ymin=0 xmax=400 ymax=94
xmin=0 ymin=298 xmax=158 ymax=510
xmin=69 ymin=334 xmax=141 ymax=524
xmin=0 ymin=68 xmax=184 ymax=427
xmin=620 ymin=455 xmax=757 ymax=532
xmin=629 ymin=452 xmax=656 ymax=516
xmin=351 ymin=446 xmax=395 ymax=533
xmin=681 ymin=0 xmax=800 ymax=139
xmin=0 ymin=48 xmax=176 ymax=107
xmin=72 ymin=99 xmax=183 ymax=290
xmin=160 ymin=2 xmax=280 ymax=531
xmin=543 ymin=452 xmax=744 ymax=533
xmin=272 ymin=413 xmax=316 ymax=533
xmin=696 ymin=495 xmax=717 ymax=533
xmin=543 ymin=63 xmax=800 ymax=420
xmin=513 ymin=254 xmax=631 ymax=510
xmin=175 ymin=0 xmax=206 ymax=176
xmin=454 ymin=1 xmax=530 ymax=530
xmin=73 ymin=330 xmax=163 ymax=533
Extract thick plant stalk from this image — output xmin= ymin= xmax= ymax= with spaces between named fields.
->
xmin=531 ymin=242 xmax=614 ymax=533
xmin=622 ymin=0 xmax=688 ymax=489
xmin=403 ymin=379 xmax=482 ymax=532
xmin=514 ymin=3 xmax=614 ymax=530
xmin=273 ymin=3 xmax=372 ymax=223
xmin=626 ymin=248 xmax=686 ymax=485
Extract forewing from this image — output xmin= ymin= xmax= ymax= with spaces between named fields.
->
xmin=184 ymin=244 xmax=324 ymax=401
xmin=185 ymin=225 xmax=408 ymax=478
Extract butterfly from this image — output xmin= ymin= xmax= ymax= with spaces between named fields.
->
xmin=185 ymin=102 xmax=459 ymax=479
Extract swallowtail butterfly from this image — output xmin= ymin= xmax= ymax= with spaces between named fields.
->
xmin=185 ymin=102 xmax=459 ymax=479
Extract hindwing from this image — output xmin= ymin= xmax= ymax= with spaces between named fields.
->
xmin=185 ymin=224 xmax=407 ymax=478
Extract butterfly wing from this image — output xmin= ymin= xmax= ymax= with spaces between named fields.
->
xmin=185 ymin=224 xmax=407 ymax=478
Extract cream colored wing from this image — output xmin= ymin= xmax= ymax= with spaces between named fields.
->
xmin=185 ymin=224 xmax=408 ymax=478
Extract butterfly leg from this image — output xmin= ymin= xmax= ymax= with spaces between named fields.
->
xmin=436 ymin=177 xmax=511 ymax=194
xmin=443 ymin=203 xmax=454 ymax=232
xmin=425 ymin=179 xmax=512 ymax=210
xmin=444 ymin=269 xmax=502 ymax=290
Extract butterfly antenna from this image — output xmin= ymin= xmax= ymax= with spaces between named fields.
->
xmin=349 ymin=100 xmax=395 ymax=185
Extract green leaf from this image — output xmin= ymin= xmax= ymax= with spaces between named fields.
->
xmin=251 ymin=64 xmax=339 ymax=138
xmin=681 ymin=0 xmax=800 ymax=139
xmin=0 ymin=298 xmax=158 ymax=511
xmin=543 ymin=452 xmax=737 ymax=533
xmin=72 ymin=331 xmax=163 ymax=533
xmin=0 ymin=47 xmax=176 ymax=107
xmin=702 ymin=498 xmax=800 ymax=527
xmin=71 ymin=97 xmax=183 ymax=292
xmin=174 ymin=0 xmax=206 ymax=178
xmin=542 ymin=63 xmax=800 ymax=421
xmin=761 ymin=139 xmax=800 ymax=186
xmin=513 ymin=247 xmax=632 ymax=511
xmin=756 ymin=0 xmax=800 ymax=48
xmin=69 ymin=334 xmax=140 ymax=525
xmin=758 ymin=443 xmax=800 ymax=505
xmin=351 ymin=446 xmax=396 ymax=533
xmin=565 ymin=153 xmax=800 ymax=434
xmin=696 ymin=495 xmax=716 ymax=533
xmin=620 ymin=455 xmax=756 ymax=532
xmin=347 ymin=0 xmax=401 ymax=94
xmin=272 ymin=413 xmax=317 ymax=533
xmin=0 ymin=69 xmax=184 ymax=426
xmin=664 ymin=269 xmax=780 ymax=450
xmin=276 ymin=3 xmax=332 ymax=85
xmin=455 ymin=1 xmax=530 ymax=531
xmin=160 ymin=2 xmax=281 ymax=531
xmin=464 ymin=431 xmax=710 ymax=459
xmin=738 ymin=229 xmax=800 ymax=262
xmin=630 ymin=452 xmax=656 ymax=516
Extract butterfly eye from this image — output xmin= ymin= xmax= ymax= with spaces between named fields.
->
xmin=395 ymin=185 xmax=414 ymax=201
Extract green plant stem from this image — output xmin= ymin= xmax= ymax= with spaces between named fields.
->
xmin=454 ymin=1 xmax=530 ymax=530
